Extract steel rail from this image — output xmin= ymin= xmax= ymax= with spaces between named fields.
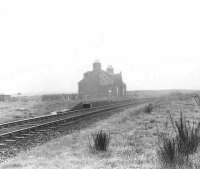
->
xmin=0 ymin=99 xmax=131 ymax=129
xmin=0 ymin=100 xmax=128 ymax=137
xmin=0 ymin=100 xmax=135 ymax=140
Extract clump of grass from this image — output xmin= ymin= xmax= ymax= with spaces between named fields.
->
xmin=144 ymin=103 xmax=153 ymax=114
xmin=193 ymin=95 xmax=200 ymax=106
xmin=157 ymin=111 xmax=200 ymax=168
xmin=89 ymin=130 xmax=111 ymax=152
xmin=157 ymin=137 xmax=180 ymax=168
xmin=175 ymin=112 xmax=200 ymax=158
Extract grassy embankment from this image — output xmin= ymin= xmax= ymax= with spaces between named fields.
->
xmin=1 ymin=92 xmax=200 ymax=169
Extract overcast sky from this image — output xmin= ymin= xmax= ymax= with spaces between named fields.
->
xmin=0 ymin=0 xmax=200 ymax=95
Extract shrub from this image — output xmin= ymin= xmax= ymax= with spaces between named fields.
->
xmin=175 ymin=112 xmax=200 ymax=158
xmin=193 ymin=95 xmax=200 ymax=106
xmin=89 ymin=130 xmax=111 ymax=152
xmin=157 ymin=111 xmax=200 ymax=168
xmin=144 ymin=103 xmax=153 ymax=113
xmin=157 ymin=137 xmax=180 ymax=168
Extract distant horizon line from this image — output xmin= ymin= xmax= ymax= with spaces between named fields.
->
xmin=1 ymin=88 xmax=199 ymax=96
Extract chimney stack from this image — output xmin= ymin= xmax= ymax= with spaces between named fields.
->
xmin=106 ymin=65 xmax=114 ymax=74
xmin=93 ymin=60 xmax=101 ymax=72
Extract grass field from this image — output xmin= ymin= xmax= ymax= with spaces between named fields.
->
xmin=0 ymin=91 xmax=200 ymax=169
xmin=0 ymin=97 xmax=78 ymax=124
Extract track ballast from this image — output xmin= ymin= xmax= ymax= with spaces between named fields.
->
xmin=0 ymin=98 xmax=152 ymax=162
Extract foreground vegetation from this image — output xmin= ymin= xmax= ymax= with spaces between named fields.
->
xmin=157 ymin=110 xmax=200 ymax=169
xmin=1 ymin=92 xmax=200 ymax=169
xmin=89 ymin=130 xmax=111 ymax=152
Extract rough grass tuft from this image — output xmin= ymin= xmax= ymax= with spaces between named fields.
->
xmin=193 ymin=94 xmax=200 ymax=106
xmin=157 ymin=111 xmax=200 ymax=168
xmin=144 ymin=103 xmax=153 ymax=114
xmin=89 ymin=130 xmax=111 ymax=152
xmin=175 ymin=111 xmax=200 ymax=158
xmin=157 ymin=137 xmax=180 ymax=168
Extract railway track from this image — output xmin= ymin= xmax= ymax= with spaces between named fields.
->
xmin=0 ymin=98 xmax=152 ymax=161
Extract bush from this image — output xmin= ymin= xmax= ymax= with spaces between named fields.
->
xmin=175 ymin=112 xmax=200 ymax=158
xmin=157 ymin=111 xmax=200 ymax=168
xmin=89 ymin=130 xmax=111 ymax=152
xmin=157 ymin=137 xmax=180 ymax=168
xmin=194 ymin=94 xmax=200 ymax=106
xmin=144 ymin=103 xmax=153 ymax=113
